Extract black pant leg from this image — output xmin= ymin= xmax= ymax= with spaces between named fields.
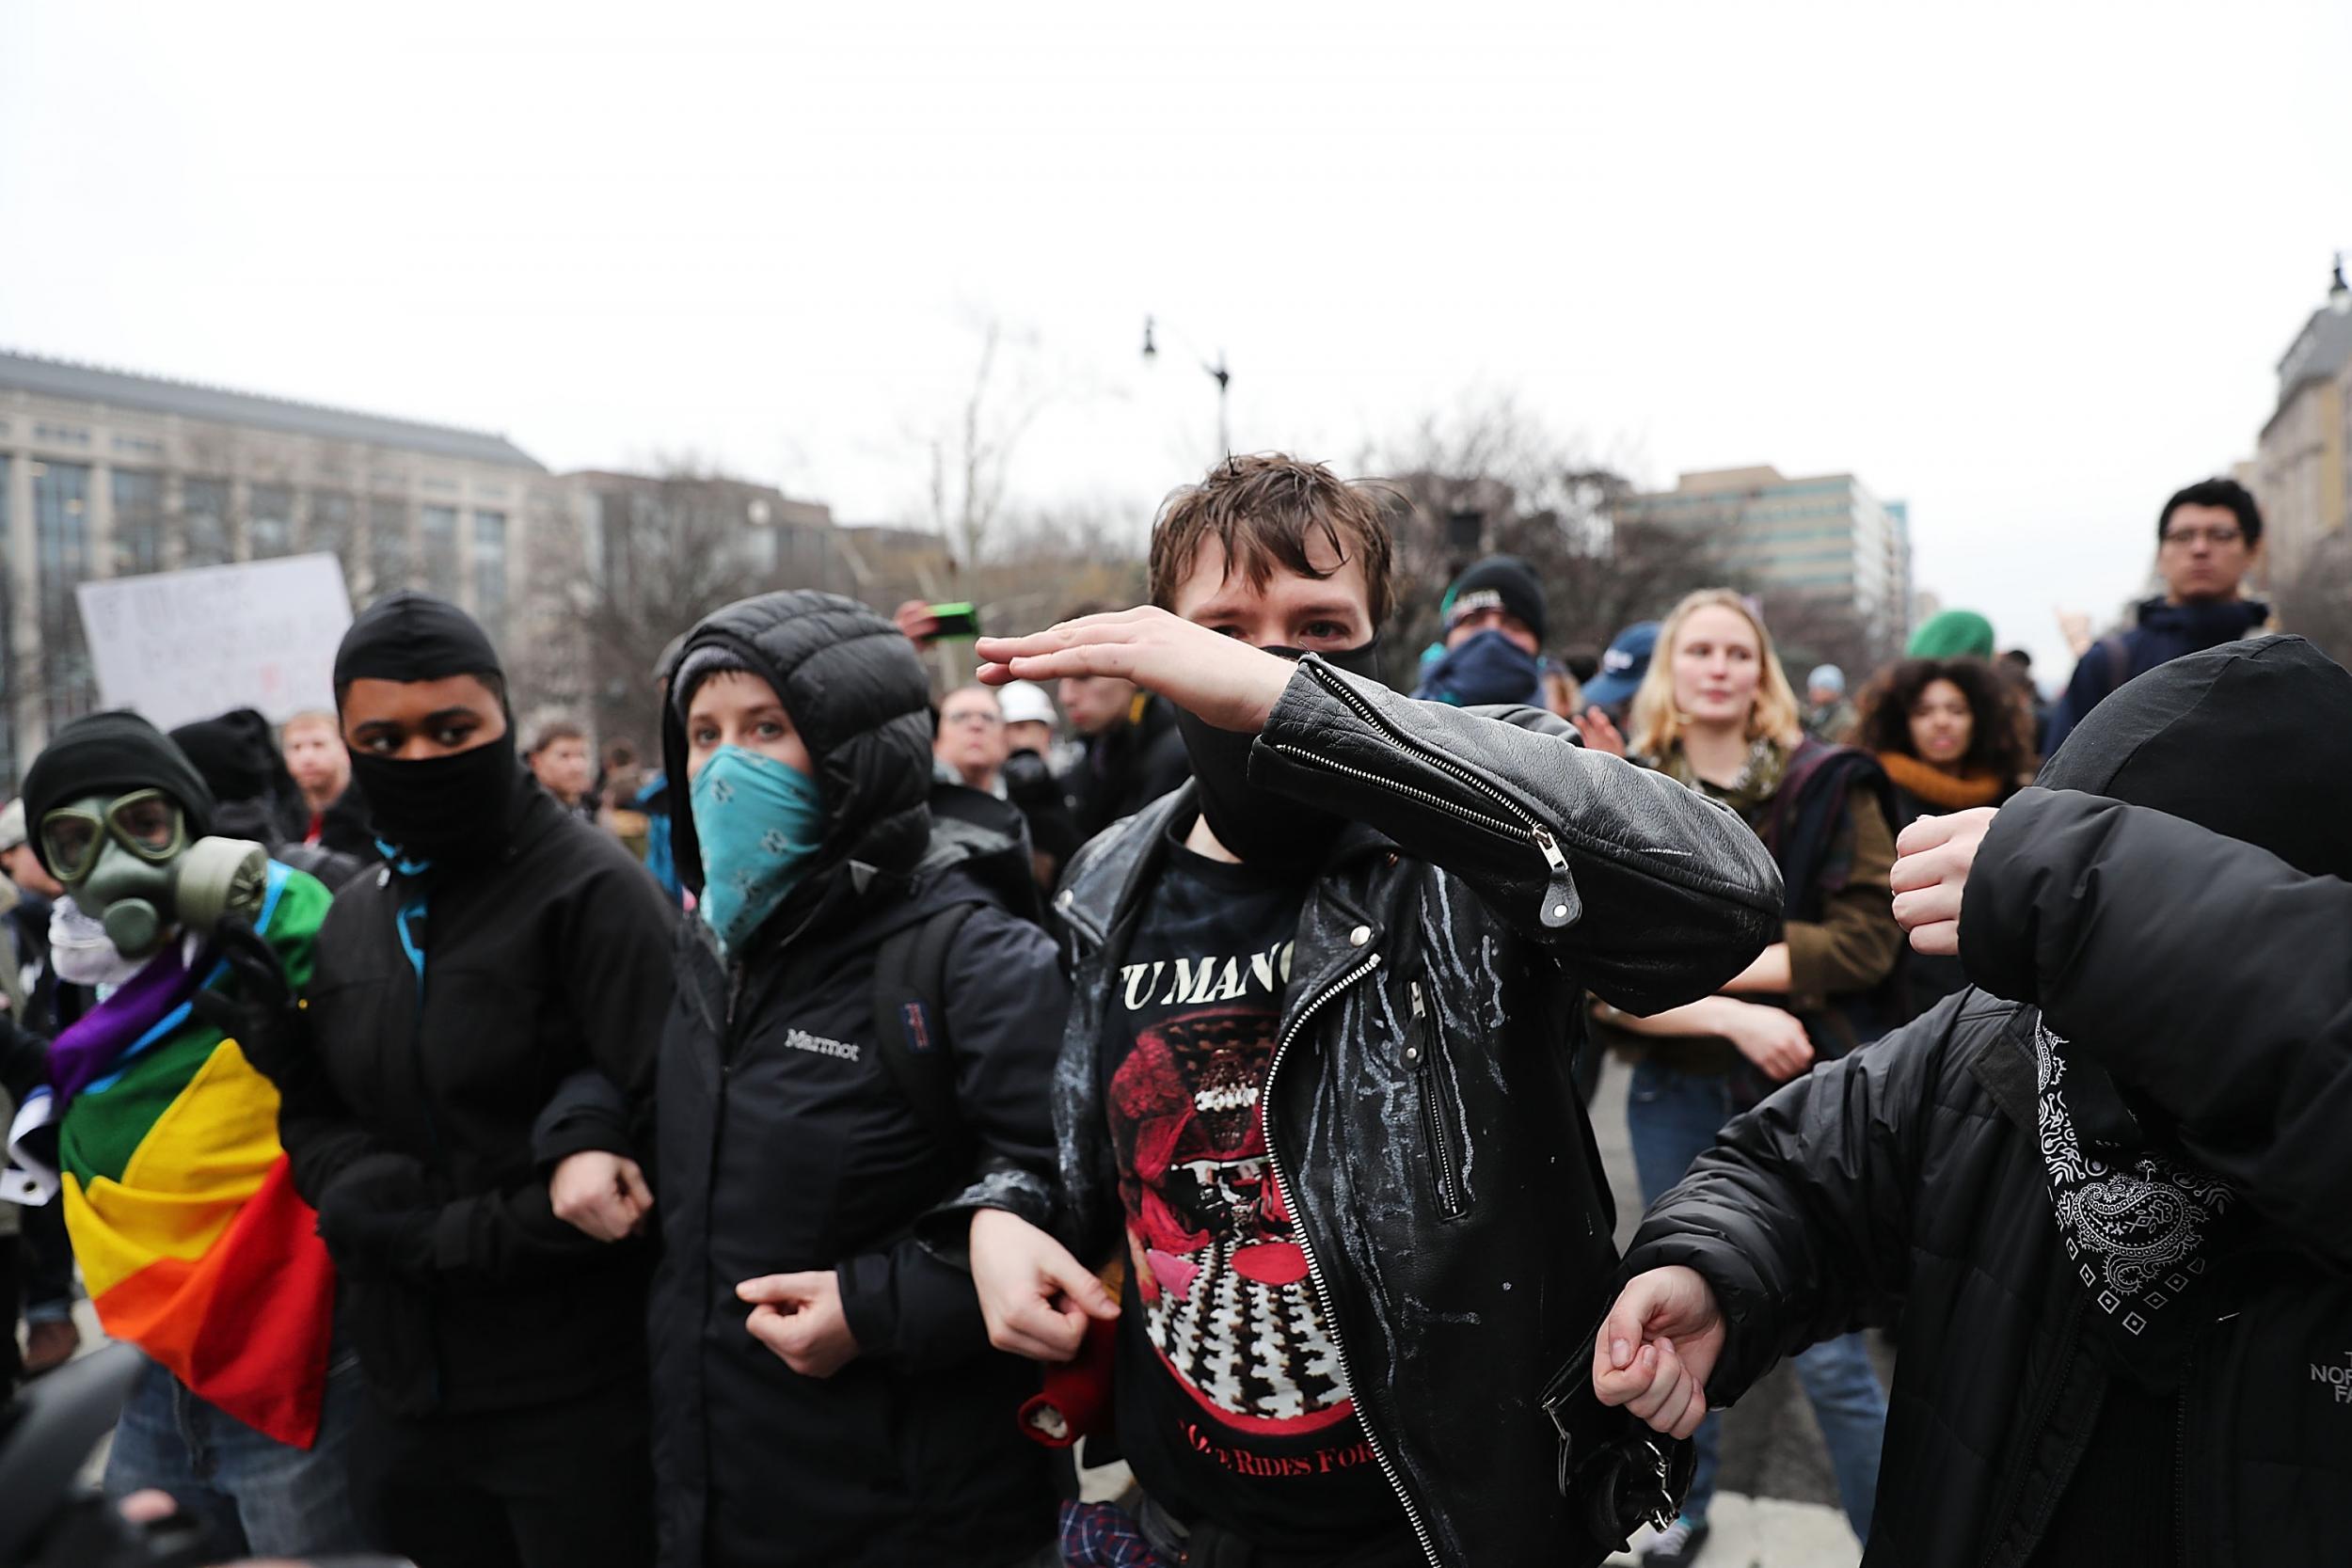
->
xmin=22 ymin=1198 xmax=73 ymax=1311
xmin=0 ymin=1237 xmax=24 ymax=1392
xmin=490 ymin=1377 xmax=656 ymax=1568
xmin=350 ymin=1392 xmax=522 ymax=1568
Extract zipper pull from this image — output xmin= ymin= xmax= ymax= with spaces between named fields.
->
xmin=1534 ymin=828 xmax=1580 ymax=929
xmin=1408 ymin=980 xmax=1426 ymax=1022
xmin=1406 ymin=980 xmax=1426 ymax=1066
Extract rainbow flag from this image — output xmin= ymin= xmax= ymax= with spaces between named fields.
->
xmin=55 ymin=863 xmax=339 ymax=1449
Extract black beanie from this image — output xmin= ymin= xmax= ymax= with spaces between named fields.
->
xmin=2039 ymin=634 xmax=2352 ymax=882
xmin=22 ymin=712 xmax=218 ymax=875
xmin=334 ymin=590 xmax=505 ymax=699
xmin=170 ymin=709 xmax=282 ymax=802
xmin=1443 ymin=555 xmax=1547 ymax=645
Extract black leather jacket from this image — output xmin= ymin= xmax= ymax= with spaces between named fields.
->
xmin=959 ymin=656 xmax=1783 ymax=1567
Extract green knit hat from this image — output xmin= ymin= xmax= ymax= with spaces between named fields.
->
xmin=1907 ymin=610 xmax=1995 ymax=660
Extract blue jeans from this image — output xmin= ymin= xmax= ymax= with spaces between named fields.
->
xmin=103 ymin=1346 xmax=371 ymax=1560
xmin=1626 ymin=1055 xmax=1886 ymax=1541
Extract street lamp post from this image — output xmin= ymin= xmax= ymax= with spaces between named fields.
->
xmin=1142 ymin=315 xmax=1232 ymax=460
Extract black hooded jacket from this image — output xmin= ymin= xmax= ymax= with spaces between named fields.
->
xmin=635 ymin=593 xmax=1067 ymax=1568
xmin=1623 ymin=636 xmax=2352 ymax=1567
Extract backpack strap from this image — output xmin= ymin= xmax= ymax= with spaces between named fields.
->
xmin=870 ymin=901 xmax=983 ymax=1151
xmin=2098 ymin=633 xmax=2133 ymax=693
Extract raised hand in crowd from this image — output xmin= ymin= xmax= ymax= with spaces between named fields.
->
xmin=1570 ymin=705 xmax=1627 ymax=756
xmin=977 ymin=604 xmax=1295 ymax=734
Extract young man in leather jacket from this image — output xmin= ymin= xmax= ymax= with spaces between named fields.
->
xmin=957 ymin=454 xmax=1784 ymax=1568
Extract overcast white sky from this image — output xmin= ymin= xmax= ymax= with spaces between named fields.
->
xmin=5 ymin=1 xmax=2345 ymax=681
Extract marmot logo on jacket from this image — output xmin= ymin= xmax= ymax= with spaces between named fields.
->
xmin=785 ymin=1028 xmax=861 ymax=1063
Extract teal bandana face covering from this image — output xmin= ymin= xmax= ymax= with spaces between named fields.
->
xmin=689 ymin=745 xmax=827 ymax=958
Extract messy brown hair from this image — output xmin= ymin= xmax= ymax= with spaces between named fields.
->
xmin=1148 ymin=454 xmax=1396 ymax=627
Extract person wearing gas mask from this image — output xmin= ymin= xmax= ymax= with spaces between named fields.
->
xmin=262 ymin=592 xmax=677 ymax=1568
xmin=537 ymin=592 xmax=1069 ymax=1566
xmin=1 ymin=712 xmax=366 ymax=1559
xmin=958 ymin=454 xmax=1784 ymax=1568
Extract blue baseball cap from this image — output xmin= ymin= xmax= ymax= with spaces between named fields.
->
xmin=1580 ymin=621 xmax=1660 ymax=709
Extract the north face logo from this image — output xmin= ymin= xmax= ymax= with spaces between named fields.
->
xmin=2312 ymin=1350 xmax=2352 ymax=1404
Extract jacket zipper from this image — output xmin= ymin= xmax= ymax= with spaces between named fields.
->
xmin=1262 ymin=949 xmax=1442 ymax=1568
xmin=1273 ymin=663 xmax=1576 ymax=928
xmin=1978 ymin=1291 xmax=2088 ymax=1568
xmin=1407 ymin=980 xmax=1466 ymax=1219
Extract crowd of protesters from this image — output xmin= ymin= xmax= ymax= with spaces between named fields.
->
xmin=0 ymin=461 xmax=2334 ymax=1568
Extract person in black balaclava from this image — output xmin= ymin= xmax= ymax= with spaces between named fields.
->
xmin=261 ymin=591 xmax=679 ymax=1568
xmin=1597 ymin=635 xmax=2352 ymax=1568
xmin=954 ymin=454 xmax=1785 ymax=1568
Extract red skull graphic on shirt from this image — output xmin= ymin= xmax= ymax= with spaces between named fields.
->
xmin=1109 ymin=1005 xmax=1354 ymax=1435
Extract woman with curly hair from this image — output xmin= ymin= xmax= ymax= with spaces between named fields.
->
xmin=1854 ymin=657 xmax=2027 ymax=834
xmin=1854 ymin=657 xmax=2026 ymax=1007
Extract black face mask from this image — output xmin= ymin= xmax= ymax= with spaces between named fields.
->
xmin=1173 ymin=640 xmax=1382 ymax=872
xmin=348 ymin=727 xmax=521 ymax=864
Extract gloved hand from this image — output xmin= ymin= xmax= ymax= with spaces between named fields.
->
xmin=316 ymin=1151 xmax=437 ymax=1279
xmin=187 ymin=914 xmax=301 ymax=1080
xmin=998 ymin=748 xmax=1058 ymax=809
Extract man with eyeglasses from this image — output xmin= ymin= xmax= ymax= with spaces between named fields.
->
xmin=2043 ymin=478 xmax=2269 ymax=752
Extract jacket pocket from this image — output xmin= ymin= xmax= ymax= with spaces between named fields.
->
xmin=1406 ymin=978 xmax=1471 ymax=1220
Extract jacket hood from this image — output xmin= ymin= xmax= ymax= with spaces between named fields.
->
xmin=661 ymin=591 xmax=933 ymax=896
xmin=2038 ymin=634 xmax=2352 ymax=881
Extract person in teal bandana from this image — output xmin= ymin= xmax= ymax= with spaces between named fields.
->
xmin=544 ymin=591 xmax=1070 ymax=1568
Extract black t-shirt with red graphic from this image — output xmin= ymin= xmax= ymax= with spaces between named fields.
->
xmin=1104 ymin=834 xmax=1414 ymax=1554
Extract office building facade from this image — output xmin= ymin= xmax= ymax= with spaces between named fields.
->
xmin=1613 ymin=464 xmax=1915 ymax=657
xmin=0 ymin=350 xmax=565 ymax=780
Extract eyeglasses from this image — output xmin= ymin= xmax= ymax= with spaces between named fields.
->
xmin=2161 ymin=524 xmax=2244 ymax=548
xmin=40 ymin=789 xmax=186 ymax=881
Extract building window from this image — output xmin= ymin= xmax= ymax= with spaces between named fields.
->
xmin=248 ymin=484 xmax=294 ymax=560
xmin=472 ymin=510 xmax=508 ymax=641
xmin=33 ymin=424 xmax=90 ymax=448
xmin=421 ymin=505 xmax=459 ymax=598
xmin=183 ymin=479 xmax=232 ymax=567
xmin=111 ymin=434 xmax=166 ymax=459
xmin=308 ymin=492 xmax=354 ymax=558
xmin=368 ymin=497 xmax=413 ymax=596
xmin=34 ymin=461 xmax=96 ymax=730
xmin=112 ymin=469 xmax=166 ymax=577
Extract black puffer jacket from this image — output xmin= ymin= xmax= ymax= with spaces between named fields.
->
xmin=960 ymin=656 xmax=1784 ymax=1568
xmin=1625 ymin=638 xmax=2352 ymax=1567
xmin=645 ymin=593 xmax=1066 ymax=1568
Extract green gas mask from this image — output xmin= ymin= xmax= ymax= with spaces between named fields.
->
xmin=39 ymin=790 xmax=270 ymax=959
